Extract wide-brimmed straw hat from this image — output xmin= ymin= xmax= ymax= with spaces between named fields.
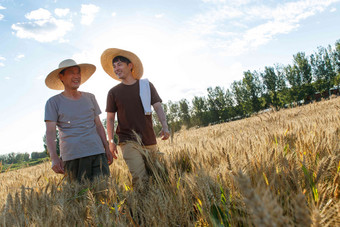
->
xmin=45 ymin=59 xmax=96 ymax=90
xmin=101 ymin=48 xmax=143 ymax=81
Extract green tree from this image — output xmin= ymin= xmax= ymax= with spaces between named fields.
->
xmin=284 ymin=64 xmax=301 ymax=104
xmin=242 ymin=71 xmax=263 ymax=113
xmin=164 ymin=101 xmax=181 ymax=133
xmin=191 ymin=96 xmax=209 ymax=126
xmin=261 ymin=65 xmax=286 ymax=109
xmin=231 ymin=80 xmax=247 ymax=117
xmin=206 ymin=86 xmax=228 ymax=123
xmin=14 ymin=153 xmax=30 ymax=163
xmin=178 ymin=99 xmax=191 ymax=128
xmin=331 ymin=40 xmax=340 ymax=91
xmin=293 ymin=52 xmax=314 ymax=102
xmin=224 ymin=89 xmax=235 ymax=120
xmin=31 ymin=151 xmax=48 ymax=160
xmin=311 ymin=46 xmax=336 ymax=96
xmin=7 ymin=152 xmax=16 ymax=164
xmin=275 ymin=64 xmax=290 ymax=105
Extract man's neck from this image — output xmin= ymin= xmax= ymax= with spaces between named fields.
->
xmin=121 ymin=75 xmax=137 ymax=85
xmin=62 ymin=89 xmax=81 ymax=100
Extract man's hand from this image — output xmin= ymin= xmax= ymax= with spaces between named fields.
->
xmin=105 ymin=147 xmax=114 ymax=165
xmin=109 ymin=142 xmax=118 ymax=159
xmin=51 ymin=157 xmax=64 ymax=174
xmin=159 ymin=128 xmax=170 ymax=140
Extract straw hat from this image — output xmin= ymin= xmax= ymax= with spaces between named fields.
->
xmin=45 ymin=59 xmax=96 ymax=90
xmin=101 ymin=48 xmax=143 ymax=81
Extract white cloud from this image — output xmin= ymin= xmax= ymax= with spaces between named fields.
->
xmin=11 ymin=8 xmax=73 ymax=42
xmin=0 ymin=5 xmax=6 ymax=20
xmin=15 ymin=54 xmax=25 ymax=61
xmin=5 ymin=76 xmax=10 ymax=79
xmin=246 ymin=0 xmax=338 ymax=21
xmin=330 ymin=7 xmax=336 ymax=12
xmin=55 ymin=8 xmax=70 ymax=17
xmin=25 ymin=8 xmax=51 ymax=20
xmin=190 ymin=5 xmax=243 ymax=36
xmin=155 ymin=14 xmax=164 ymax=18
xmin=189 ymin=0 xmax=340 ymax=56
xmin=202 ymin=0 xmax=251 ymax=6
xmin=202 ymin=0 xmax=225 ymax=2
xmin=111 ymin=12 xmax=116 ymax=17
xmin=81 ymin=4 xmax=99 ymax=25
xmin=0 ymin=56 xmax=5 ymax=67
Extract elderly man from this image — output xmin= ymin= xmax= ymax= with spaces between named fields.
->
xmin=101 ymin=48 xmax=170 ymax=187
xmin=44 ymin=59 xmax=113 ymax=182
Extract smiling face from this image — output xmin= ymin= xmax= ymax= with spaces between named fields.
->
xmin=112 ymin=60 xmax=133 ymax=80
xmin=59 ymin=66 xmax=81 ymax=90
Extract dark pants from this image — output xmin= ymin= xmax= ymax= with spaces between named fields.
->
xmin=64 ymin=153 xmax=110 ymax=182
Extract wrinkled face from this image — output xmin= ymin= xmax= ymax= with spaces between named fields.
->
xmin=59 ymin=66 xmax=81 ymax=90
xmin=112 ymin=60 xmax=133 ymax=80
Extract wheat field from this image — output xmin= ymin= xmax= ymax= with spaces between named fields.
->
xmin=1 ymin=98 xmax=339 ymax=226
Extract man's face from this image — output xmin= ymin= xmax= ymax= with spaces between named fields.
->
xmin=59 ymin=66 xmax=81 ymax=90
xmin=113 ymin=60 xmax=133 ymax=80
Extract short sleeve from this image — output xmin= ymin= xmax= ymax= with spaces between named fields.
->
xmin=90 ymin=93 xmax=102 ymax=116
xmin=149 ymin=82 xmax=162 ymax=105
xmin=45 ymin=98 xmax=58 ymax=122
xmin=106 ymin=89 xmax=118 ymax=113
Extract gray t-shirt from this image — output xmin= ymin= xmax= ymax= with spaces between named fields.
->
xmin=45 ymin=92 xmax=105 ymax=161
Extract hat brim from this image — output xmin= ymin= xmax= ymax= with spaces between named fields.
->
xmin=45 ymin=63 xmax=96 ymax=90
xmin=101 ymin=48 xmax=143 ymax=81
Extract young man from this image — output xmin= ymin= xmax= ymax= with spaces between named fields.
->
xmin=101 ymin=48 xmax=170 ymax=186
xmin=44 ymin=59 xmax=113 ymax=182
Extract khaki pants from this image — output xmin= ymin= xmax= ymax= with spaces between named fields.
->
xmin=119 ymin=142 xmax=158 ymax=186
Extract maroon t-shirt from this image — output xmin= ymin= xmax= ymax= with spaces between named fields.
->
xmin=106 ymin=80 xmax=162 ymax=145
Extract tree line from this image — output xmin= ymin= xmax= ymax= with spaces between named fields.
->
xmin=0 ymin=151 xmax=48 ymax=165
xmin=153 ymin=39 xmax=340 ymax=133
xmin=1 ymin=134 xmax=56 ymax=165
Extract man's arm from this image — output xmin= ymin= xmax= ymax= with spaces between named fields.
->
xmin=94 ymin=116 xmax=114 ymax=164
xmin=152 ymin=102 xmax=170 ymax=140
xmin=45 ymin=121 xmax=64 ymax=174
xmin=106 ymin=112 xmax=118 ymax=159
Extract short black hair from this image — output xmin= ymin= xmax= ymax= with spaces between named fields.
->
xmin=112 ymin=56 xmax=131 ymax=65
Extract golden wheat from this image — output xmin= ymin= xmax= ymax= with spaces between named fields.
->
xmin=0 ymin=98 xmax=339 ymax=226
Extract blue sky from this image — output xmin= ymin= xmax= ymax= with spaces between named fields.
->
xmin=0 ymin=0 xmax=339 ymax=155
